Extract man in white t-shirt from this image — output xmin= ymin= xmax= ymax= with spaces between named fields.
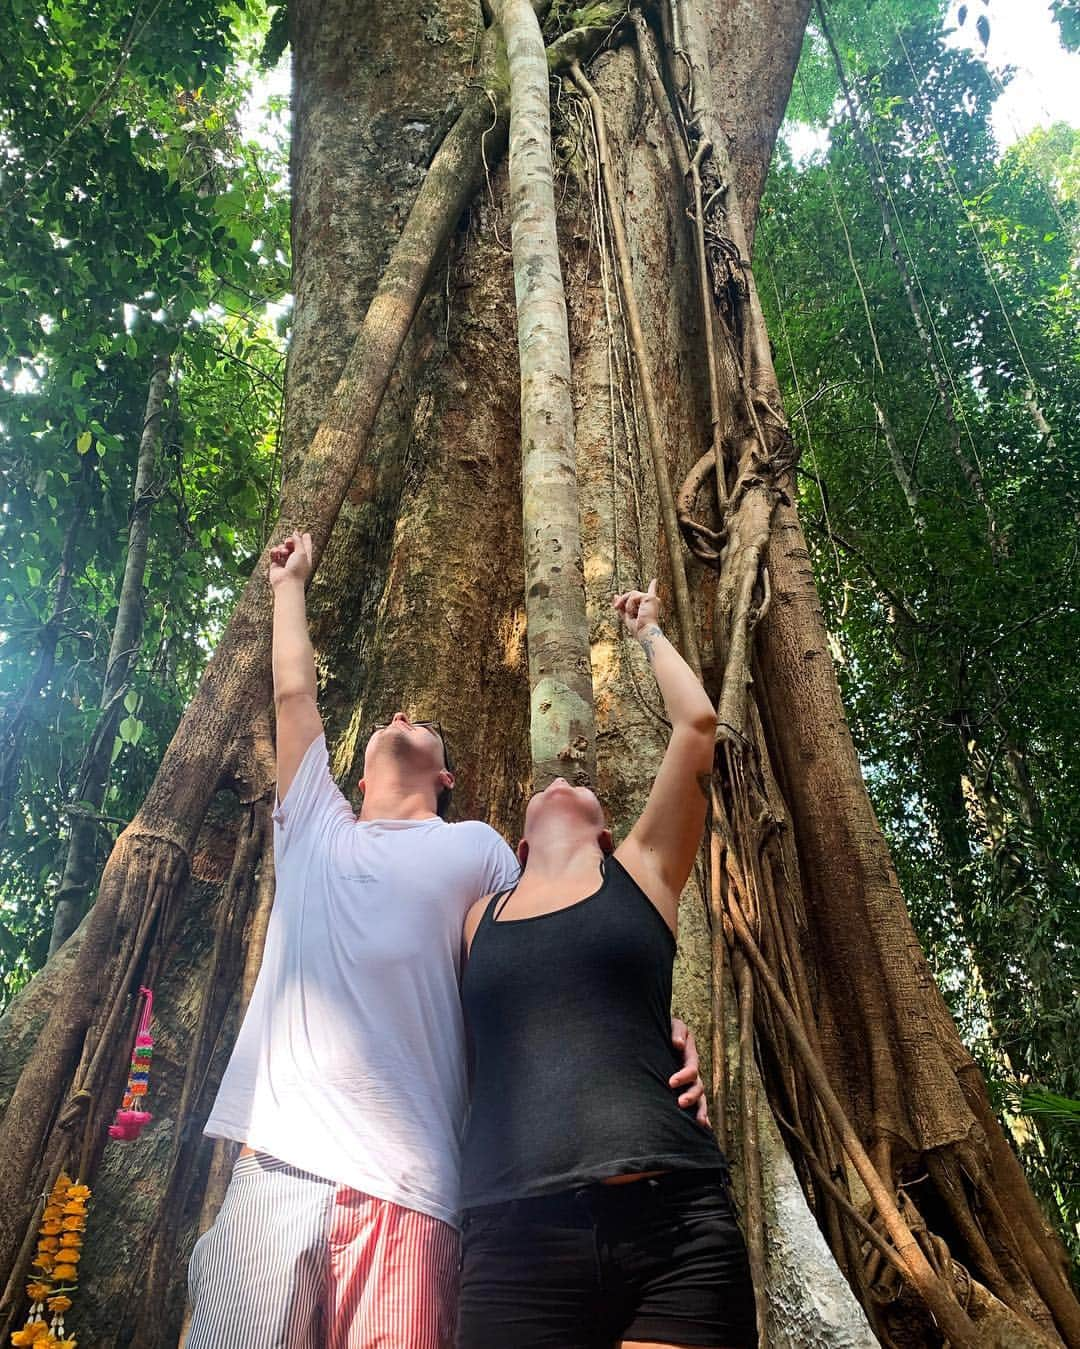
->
xmin=184 ymin=531 xmax=706 ymax=1349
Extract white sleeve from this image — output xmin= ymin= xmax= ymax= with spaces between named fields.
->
xmin=272 ymin=734 xmax=353 ymax=862
xmin=483 ymin=829 xmax=521 ymax=895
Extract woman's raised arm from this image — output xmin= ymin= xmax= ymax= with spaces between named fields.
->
xmin=613 ymin=581 xmax=716 ymax=915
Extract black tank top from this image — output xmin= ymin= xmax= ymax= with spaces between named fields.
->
xmin=460 ymin=854 xmax=723 ymax=1208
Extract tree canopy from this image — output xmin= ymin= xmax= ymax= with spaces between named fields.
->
xmin=0 ymin=0 xmax=289 ymax=993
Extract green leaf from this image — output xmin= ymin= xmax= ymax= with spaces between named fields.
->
xmin=1020 ymin=1090 xmax=1080 ymax=1127
xmin=123 ymin=689 xmax=139 ymax=714
xmin=76 ymin=431 xmax=93 ymax=455
xmin=118 ymin=714 xmax=143 ymax=744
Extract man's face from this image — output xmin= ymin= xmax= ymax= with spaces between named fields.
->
xmin=363 ymin=713 xmax=448 ymax=781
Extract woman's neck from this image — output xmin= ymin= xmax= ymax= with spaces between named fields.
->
xmin=522 ymin=835 xmax=605 ymax=880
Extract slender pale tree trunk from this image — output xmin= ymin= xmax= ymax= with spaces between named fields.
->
xmin=497 ymin=0 xmax=595 ymax=788
xmin=48 ymin=356 xmax=171 ymax=956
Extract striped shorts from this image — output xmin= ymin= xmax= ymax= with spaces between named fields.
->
xmin=185 ymin=1151 xmax=458 ymax=1348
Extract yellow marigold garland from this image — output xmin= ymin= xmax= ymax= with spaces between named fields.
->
xmin=12 ymin=1174 xmax=88 ymax=1348
xmin=13 ymin=992 xmax=150 ymax=1345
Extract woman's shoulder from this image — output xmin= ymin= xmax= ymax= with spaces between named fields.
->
xmin=611 ymin=842 xmax=679 ymax=935
xmin=464 ymin=892 xmax=495 ymax=953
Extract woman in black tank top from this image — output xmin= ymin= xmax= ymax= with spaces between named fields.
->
xmin=458 ymin=583 xmax=756 ymax=1349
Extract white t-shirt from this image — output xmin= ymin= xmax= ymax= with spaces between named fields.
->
xmin=204 ymin=734 xmax=519 ymax=1226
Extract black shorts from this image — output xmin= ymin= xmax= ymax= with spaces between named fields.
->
xmin=456 ymin=1169 xmax=756 ymax=1348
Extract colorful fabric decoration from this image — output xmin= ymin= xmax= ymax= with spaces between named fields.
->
xmin=108 ymin=986 xmax=154 ymax=1142
xmin=12 ymin=1171 xmax=88 ymax=1347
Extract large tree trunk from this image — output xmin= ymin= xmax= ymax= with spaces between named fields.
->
xmin=2 ymin=2 xmax=1077 ymax=1346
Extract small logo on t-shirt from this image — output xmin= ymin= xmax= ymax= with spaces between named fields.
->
xmin=339 ymin=871 xmax=379 ymax=884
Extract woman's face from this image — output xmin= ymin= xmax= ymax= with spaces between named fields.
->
xmin=523 ymin=778 xmax=608 ymax=844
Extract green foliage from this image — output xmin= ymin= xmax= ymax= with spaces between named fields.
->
xmin=759 ymin=9 xmax=1079 ymax=1250
xmin=260 ymin=2 xmax=289 ymax=67
xmin=1052 ymin=0 xmax=1080 ymax=52
xmin=542 ymin=0 xmax=627 ymax=42
xmin=788 ymin=0 xmax=949 ymax=123
xmin=1022 ymin=1089 xmax=1080 ymax=1127
xmin=0 ymin=0 xmax=290 ymax=1001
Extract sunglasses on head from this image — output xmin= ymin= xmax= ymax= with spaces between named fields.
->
xmin=371 ymin=719 xmax=444 ymax=740
xmin=370 ymin=720 xmax=449 ymax=768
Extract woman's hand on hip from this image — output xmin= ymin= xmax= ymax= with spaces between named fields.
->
xmin=670 ymin=1017 xmax=710 ymax=1127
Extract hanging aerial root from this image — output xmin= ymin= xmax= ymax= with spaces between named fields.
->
xmin=631 ymin=9 xmax=688 ymax=175
xmin=774 ymin=1109 xmax=906 ymax=1286
xmin=707 ymin=793 xmax=729 ymax=1155
xmin=131 ymin=801 xmax=270 ymax=1345
xmin=676 ymin=410 xmax=793 ymax=571
xmin=734 ymin=951 xmax=766 ymax=1345
xmin=708 ymin=741 xmax=772 ymax=1334
xmin=632 ymin=10 xmax=733 ymax=525
xmin=687 ymin=141 xmax=726 ymax=479
xmin=725 ymin=895 xmax=982 ymax=1346
xmin=569 ymin=58 xmax=701 ymax=677
xmin=677 ymin=450 xmax=727 ymax=565
xmin=633 ymin=9 xmax=728 ymax=503
xmin=178 ymin=825 xmax=277 ymax=1349
xmin=628 ymin=5 xmax=728 ymax=512
xmin=715 ymin=518 xmax=772 ymax=740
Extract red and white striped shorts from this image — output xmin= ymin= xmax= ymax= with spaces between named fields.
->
xmin=186 ymin=1151 xmax=459 ymax=1348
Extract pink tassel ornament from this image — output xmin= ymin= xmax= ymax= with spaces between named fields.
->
xmin=109 ymin=986 xmax=154 ymax=1142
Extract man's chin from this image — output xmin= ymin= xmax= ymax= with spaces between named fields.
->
xmin=373 ymin=732 xmax=433 ymax=771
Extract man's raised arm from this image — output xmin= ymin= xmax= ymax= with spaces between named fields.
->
xmin=270 ymin=530 xmax=324 ymax=800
